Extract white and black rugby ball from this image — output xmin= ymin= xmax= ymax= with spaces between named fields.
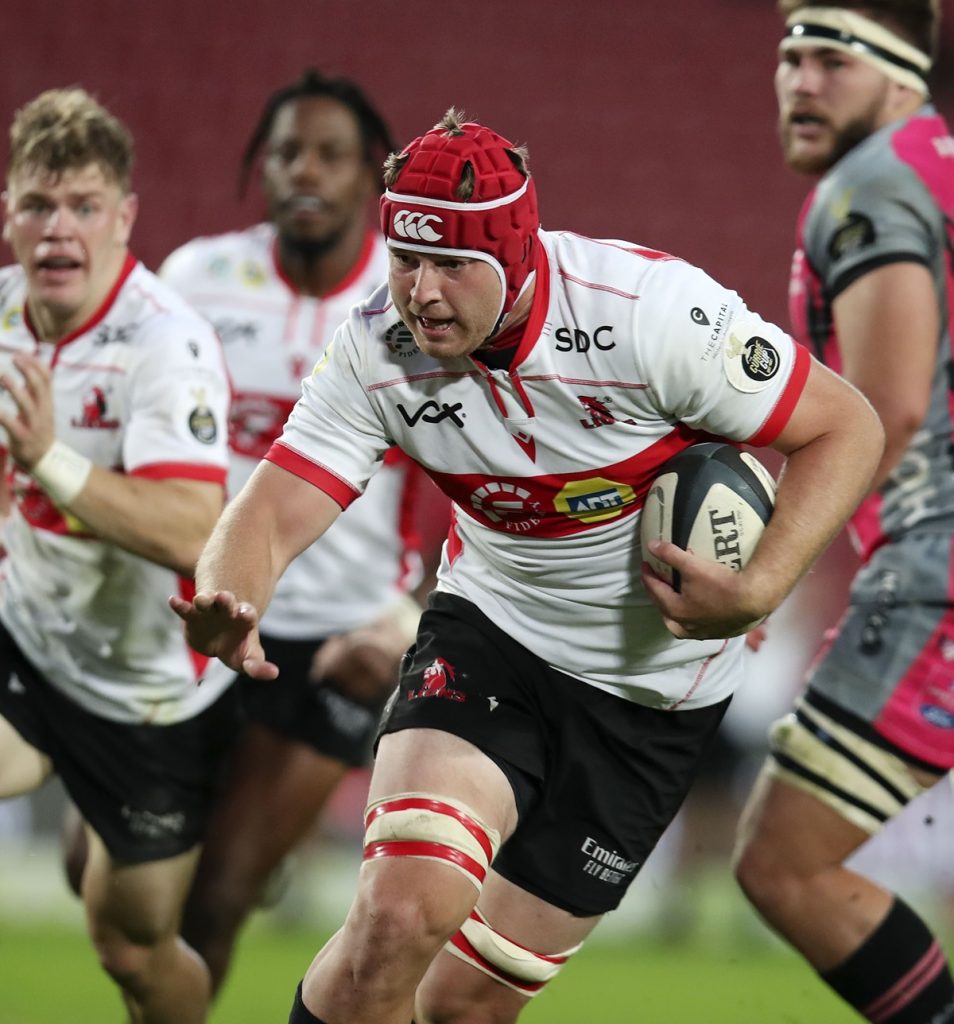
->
xmin=641 ymin=442 xmax=776 ymax=592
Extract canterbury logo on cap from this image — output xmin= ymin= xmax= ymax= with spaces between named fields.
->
xmin=393 ymin=210 xmax=444 ymax=242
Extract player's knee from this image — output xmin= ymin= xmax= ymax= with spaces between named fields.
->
xmin=353 ymin=792 xmax=503 ymax=965
xmin=90 ymin=929 xmax=159 ymax=992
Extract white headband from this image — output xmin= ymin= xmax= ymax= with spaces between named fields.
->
xmin=781 ymin=7 xmax=932 ymax=96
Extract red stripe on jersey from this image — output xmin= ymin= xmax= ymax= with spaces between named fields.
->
xmin=365 ymin=795 xmax=495 ymax=862
xmin=129 ymin=463 xmax=227 ymax=484
xmin=178 ymin=577 xmax=210 ymax=681
xmin=425 ymin=424 xmax=707 ymax=539
xmin=448 ymin=931 xmax=544 ymax=994
xmin=265 ymin=440 xmax=361 ymax=508
xmin=363 ymin=840 xmax=486 ymax=882
xmin=746 ymin=342 xmax=811 ymax=447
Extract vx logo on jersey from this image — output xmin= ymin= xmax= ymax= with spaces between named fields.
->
xmin=397 ymin=400 xmax=465 ymax=428
xmin=577 ymin=395 xmax=635 ymax=430
xmin=407 ymin=657 xmax=466 ymax=702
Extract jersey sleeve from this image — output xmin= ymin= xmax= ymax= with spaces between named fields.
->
xmin=265 ymin=312 xmax=392 ymax=509
xmin=804 ymin=154 xmax=935 ymax=300
xmin=122 ymin=314 xmax=230 ymax=483
xmin=636 ymin=259 xmax=810 ymax=446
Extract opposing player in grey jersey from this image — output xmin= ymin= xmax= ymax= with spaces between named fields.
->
xmin=735 ymin=4 xmax=954 ymax=1022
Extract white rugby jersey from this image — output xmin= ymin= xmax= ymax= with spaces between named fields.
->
xmin=160 ymin=224 xmax=427 ymax=642
xmin=0 ymin=255 xmax=231 ymax=724
xmin=268 ymin=230 xmax=811 ymax=709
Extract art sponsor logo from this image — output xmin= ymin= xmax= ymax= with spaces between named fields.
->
xmin=407 ymin=657 xmax=466 ymax=702
xmin=397 ymin=400 xmax=465 ymax=428
xmin=554 ymin=325 xmax=615 ymax=352
xmin=580 ymin=836 xmax=638 ymax=885
xmin=554 ymin=477 xmax=635 ymax=524
xmin=384 ymin=321 xmax=418 ymax=358
xmin=72 ymin=386 xmax=119 ymax=429
xmin=393 ymin=210 xmax=443 ymax=242
xmin=576 ymin=395 xmax=635 ymax=430
xmin=470 ymin=481 xmax=543 ymax=531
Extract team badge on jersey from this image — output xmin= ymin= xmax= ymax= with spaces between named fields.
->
xmin=827 ymin=212 xmax=876 ymax=260
xmin=723 ymin=324 xmax=780 ymax=393
xmin=188 ymin=390 xmax=218 ymax=444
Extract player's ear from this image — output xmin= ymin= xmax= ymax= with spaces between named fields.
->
xmin=115 ymin=191 xmax=138 ymax=245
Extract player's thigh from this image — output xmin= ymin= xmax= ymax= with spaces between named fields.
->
xmin=83 ymin=825 xmax=200 ymax=941
xmin=196 ymin=721 xmax=349 ymax=879
xmin=0 ymin=712 xmax=52 ymax=796
xmin=371 ymin=728 xmax=519 ymax=843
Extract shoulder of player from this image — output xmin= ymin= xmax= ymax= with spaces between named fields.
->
xmin=158 ymin=223 xmax=273 ymax=290
xmin=119 ymin=263 xmax=223 ymax=354
xmin=0 ymin=263 xmax=26 ymax=309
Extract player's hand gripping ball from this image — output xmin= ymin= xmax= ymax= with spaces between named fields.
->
xmin=641 ymin=442 xmax=776 ymax=592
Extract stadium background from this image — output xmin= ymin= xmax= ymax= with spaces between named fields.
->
xmin=1 ymin=2 xmax=954 ymax=1021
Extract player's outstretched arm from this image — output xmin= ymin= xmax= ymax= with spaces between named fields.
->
xmin=644 ymin=357 xmax=883 ymax=640
xmin=171 ymin=459 xmax=343 ymax=673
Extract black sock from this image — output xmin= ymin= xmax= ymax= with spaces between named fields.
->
xmin=820 ymin=898 xmax=954 ymax=1023
xmin=288 ymin=982 xmax=327 ymax=1024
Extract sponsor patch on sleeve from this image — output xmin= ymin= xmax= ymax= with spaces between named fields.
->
xmin=827 ymin=212 xmax=876 ymax=261
xmin=188 ymin=405 xmax=218 ymax=444
xmin=723 ymin=322 xmax=781 ymax=393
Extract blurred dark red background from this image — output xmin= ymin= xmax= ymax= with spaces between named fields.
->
xmin=8 ymin=0 xmax=950 ymax=329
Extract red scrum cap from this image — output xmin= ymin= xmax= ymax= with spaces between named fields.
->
xmin=380 ymin=112 xmax=540 ymax=326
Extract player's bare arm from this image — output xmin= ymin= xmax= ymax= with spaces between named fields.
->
xmin=172 ymin=459 xmax=343 ymax=673
xmin=0 ymin=351 xmax=223 ymax=576
xmin=833 ymin=260 xmax=938 ymax=491
xmin=643 ymin=357 xmax=883 ymax=639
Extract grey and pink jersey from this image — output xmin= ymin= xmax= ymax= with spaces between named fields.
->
xmin=789 ymin=105 xmax=954 ymax=561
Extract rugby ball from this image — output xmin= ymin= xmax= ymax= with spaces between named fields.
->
xmin=641 ymin=442 xmax=776 ymax=591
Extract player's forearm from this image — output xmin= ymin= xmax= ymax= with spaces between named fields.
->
xmin=64 ymin=470 xmax=223 ymax=576
xmin=746 ymin=405 xmax=884 ymax=611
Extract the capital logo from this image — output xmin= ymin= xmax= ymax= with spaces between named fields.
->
xmin=393 ymin=209 xmax=444 ymax=242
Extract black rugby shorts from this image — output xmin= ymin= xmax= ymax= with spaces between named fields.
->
xmin=0 ymin=623 xmax=240 ymax=863
xmin=379 ymin=592 xmax=730 ymax=916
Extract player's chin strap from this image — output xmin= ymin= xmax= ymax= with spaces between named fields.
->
xmin=445 ymin=907 xmax=583 ymax=997
xmin=782 ymin=6 xmax=932 ymax=96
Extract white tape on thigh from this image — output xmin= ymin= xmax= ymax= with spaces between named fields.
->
xmin=363 ymin=792 xmax=500 ymax=890
xmin=768 ymin=700 xmax=929 ymax=833
xmin=445 ymin=908 xmax=582 ymax=996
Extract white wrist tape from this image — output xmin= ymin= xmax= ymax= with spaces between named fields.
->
xmin=385 ymin=593 xmax=424 ymax=644
xmin=30 ymin=440 xmax=93 ymax=506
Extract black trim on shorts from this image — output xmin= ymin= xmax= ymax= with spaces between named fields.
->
xmin=770 ymin=750 xmax=889 ymax=824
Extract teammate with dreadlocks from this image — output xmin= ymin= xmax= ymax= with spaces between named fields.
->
xmin=158 ymin=69 xmax=445 ymax=995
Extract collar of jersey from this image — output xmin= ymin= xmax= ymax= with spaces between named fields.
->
xmin=25 ymin=252 xmax=137 ymax=354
